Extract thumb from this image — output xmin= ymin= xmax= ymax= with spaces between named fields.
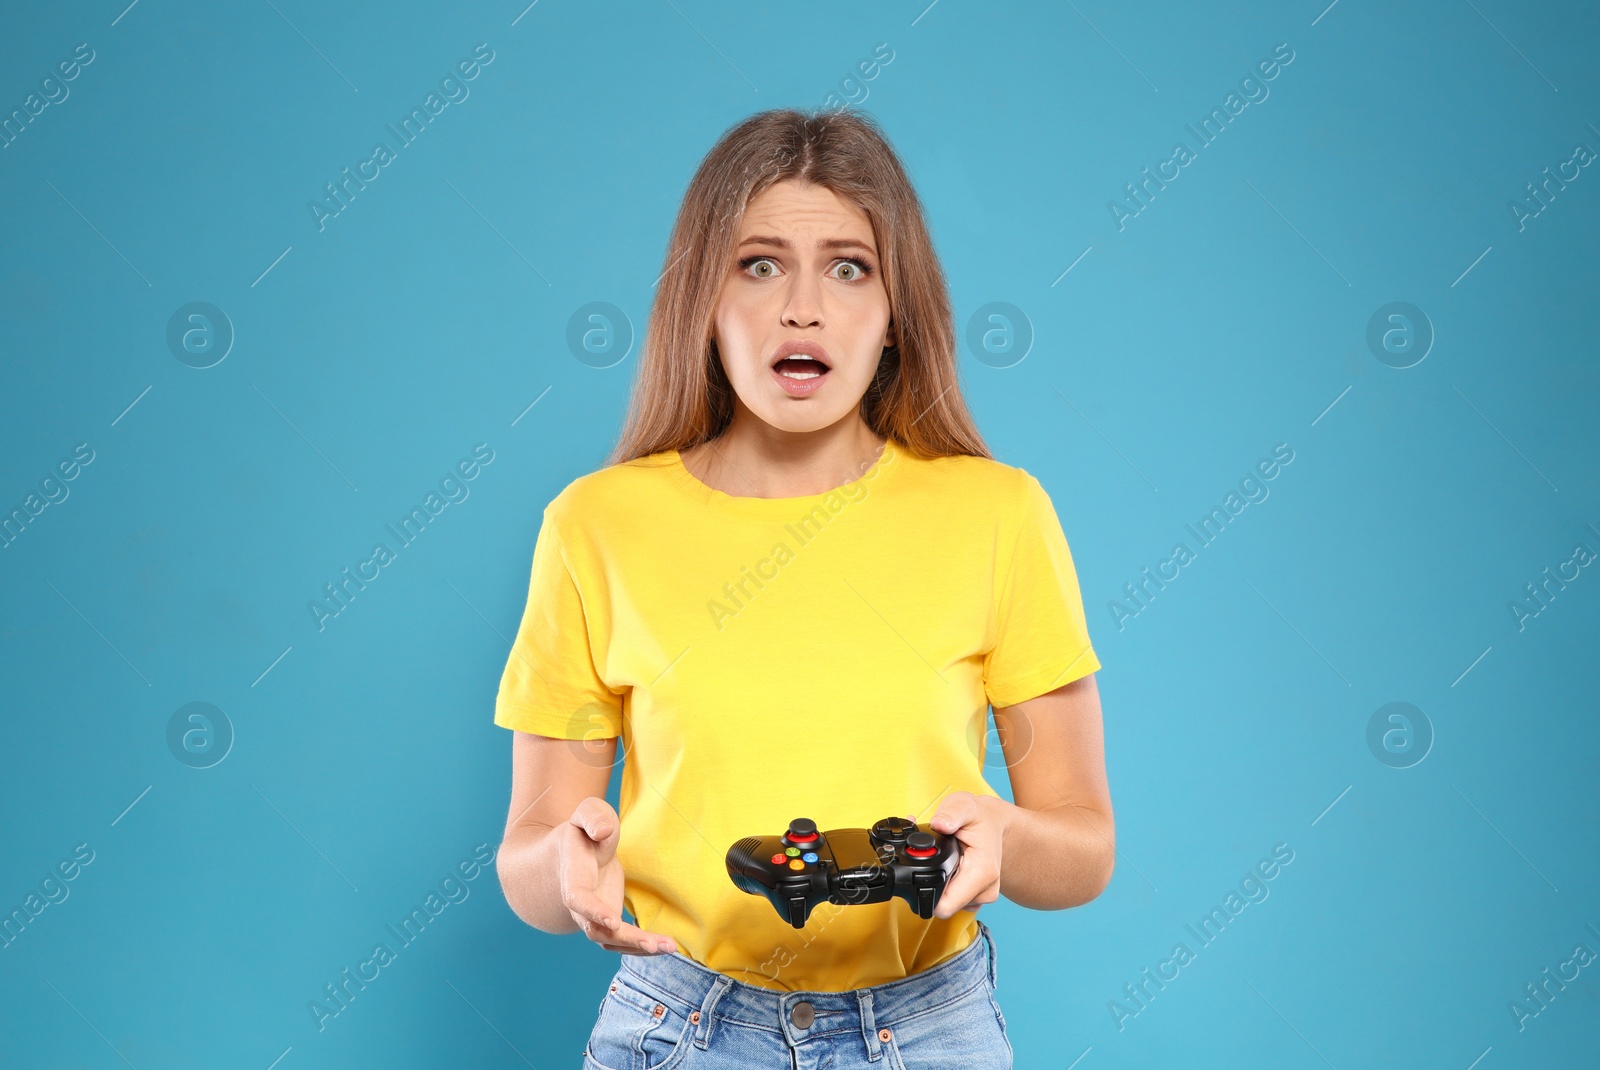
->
xmin=929 ymin=792 xmax=973 ymax=834
xmin=576 ymin=807 xmax=619 ymax=867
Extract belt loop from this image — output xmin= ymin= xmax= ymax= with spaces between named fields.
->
xmin=981 ymin=921 xmax=999 ymax=990
xmin=692 ymin=976 xmax=731 ymax=1050
xmin=858 ymin=990 xmax=883 ymax=1061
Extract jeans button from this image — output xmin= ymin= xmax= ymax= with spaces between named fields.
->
xmin=790 ymin=1000 xmax=815 ymax=1028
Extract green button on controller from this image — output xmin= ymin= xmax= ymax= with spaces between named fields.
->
xmin=785 ymin=847 xmax=801 ymax=857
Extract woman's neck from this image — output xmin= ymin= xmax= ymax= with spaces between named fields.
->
xmin=680 ymin=420 xmax=888 ymax=499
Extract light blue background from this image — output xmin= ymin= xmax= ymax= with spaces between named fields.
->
xmin=2 ymin=1 xmax=1597 ymax=1066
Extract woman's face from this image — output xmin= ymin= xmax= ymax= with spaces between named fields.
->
xmin=711 ymin=179 xmax=896 ymax=436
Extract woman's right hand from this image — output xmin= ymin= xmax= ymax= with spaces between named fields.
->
xmin=558 ymin=797 xmax=678 ymax=956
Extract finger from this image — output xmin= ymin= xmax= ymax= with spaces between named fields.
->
xmin=560 ymin=860 xmax=620 ymax=933
xmin=599 ymin=934 xmax=677 ymax=955
xmin=625 ymin=927 xmax=677 ymax=954
xmin=566 ymin=886 xmax=620 ymax=931
xmin=590 ymin=916 xmax=677 ymax=954
xmin=572 ymin=810 xmax=620 ymax=868
xmin=935 ymin=854 xmax=995 ymax=919
xmin=934 ymin=872 xmax=967 ymax=919
xmin=576 ymin=912 xmax=624 ymax=943
xmin=935 ymin=886 xmax=969 ymax=919
xmin=937 ymin=890 xmax=983 ymax=918
xmin=557 ymin=827 xmax=620 ymax=905
xmin=930 ymin=792 xmax=978 ymax=835
xmin=600 ymin=939 xmax=670 ymax=955
xmin=577 ymin=812 xmax=615 ymax=843
xmin=569 ymin=799 xmax=619 ymax=840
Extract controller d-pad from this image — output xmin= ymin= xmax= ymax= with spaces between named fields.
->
xmin=871 ymin=817 xmax=917 ymax=844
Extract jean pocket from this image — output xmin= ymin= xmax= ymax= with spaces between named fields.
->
xmin=582 ymin=976 xmax=694 ymax=1070
xmin=878 ymin=985 xmax=1012 ymax=1070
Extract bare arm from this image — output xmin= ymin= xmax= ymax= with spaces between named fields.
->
xmin=497 ymin=730 xmax=677 ymax=954
xmin=496 ymin=731 xmax=610 ymax=933
xmin=987 ymin=671 xmax=1115 ymax=909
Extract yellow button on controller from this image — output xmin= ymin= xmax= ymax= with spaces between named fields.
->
xmin=788 ymin=859 xmax=805 ymax=871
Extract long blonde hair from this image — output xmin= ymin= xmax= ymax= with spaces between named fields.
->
xmin=607 ymin=107 xmax=992 ymax=466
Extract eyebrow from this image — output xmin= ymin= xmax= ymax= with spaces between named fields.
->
xmin=737 ymin=235 xmax=878 ymax=257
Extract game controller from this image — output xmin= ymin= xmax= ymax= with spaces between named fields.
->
xmin=726 ymin=816 xmax=963 ymax=928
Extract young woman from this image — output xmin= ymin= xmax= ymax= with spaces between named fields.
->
xmin=494 ymin=107 xmax=1114 ymax=1070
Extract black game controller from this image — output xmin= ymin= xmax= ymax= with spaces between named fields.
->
xmin=726 ymin=816 xmax=963 ymax=928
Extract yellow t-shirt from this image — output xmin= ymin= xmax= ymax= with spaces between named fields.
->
xmin=493 ymin=437 xmax=1100 ymax=992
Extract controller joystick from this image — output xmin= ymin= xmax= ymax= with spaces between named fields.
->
xmin=726 ymin=815 xmax=963 ymax=928
xmin=784 ymin=818 xmax=819 ymax=846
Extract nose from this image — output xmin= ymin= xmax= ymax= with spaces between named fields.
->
xmin=780 ymin=273 xmax=822 ymax=330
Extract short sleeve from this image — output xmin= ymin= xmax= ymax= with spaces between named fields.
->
xmin=493 ymin=510 xmax=623 ymax=739
xmin=982 ymin=474 xmax=1101 ymax=708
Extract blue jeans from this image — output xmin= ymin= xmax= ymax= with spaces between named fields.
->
xmin=580 ymin=920 xmax=1012 ymax=1069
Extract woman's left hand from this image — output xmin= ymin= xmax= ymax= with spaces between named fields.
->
xmin=928 ymin=792 xmax=1009 ymax=919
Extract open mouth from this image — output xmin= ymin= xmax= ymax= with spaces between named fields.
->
xmin=773 ymin=357 xmax=830 ymax=381
xmin=769 ymin=342 xmax=833 ymax=396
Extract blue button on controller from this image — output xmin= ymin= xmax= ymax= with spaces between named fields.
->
xmin=802 ymin=852 xmax=818 ymax=863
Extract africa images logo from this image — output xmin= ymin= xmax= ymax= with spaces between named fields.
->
xmin=705 ymin=445 xmax=896 ymax=631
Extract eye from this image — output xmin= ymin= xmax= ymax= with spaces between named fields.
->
xmin=831 ymin=258 xmax=875 ymax=282
xmin=739 ymin=255 xmax=780 ymax=278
